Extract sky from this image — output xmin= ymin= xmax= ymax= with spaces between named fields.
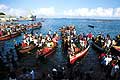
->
xmin=0 ymin=0 xmax=120 ymax=18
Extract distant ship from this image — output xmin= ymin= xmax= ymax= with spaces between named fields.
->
xmin=27 ymin=10 xmax=36 ymax=21
xmin=27 ymin=15 xmax=36 ymax=21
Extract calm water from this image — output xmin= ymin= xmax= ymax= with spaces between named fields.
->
xmin=1 ymin=18 xmax=120 ymax=75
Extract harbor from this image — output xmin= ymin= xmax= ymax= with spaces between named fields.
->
xmin=0 ymin=0 xmax=120 ymax=80
xmin=0 ymin=18 xmax=120 ymax=80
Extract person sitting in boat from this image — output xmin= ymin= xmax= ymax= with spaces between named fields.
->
xmin=52 ymin=68 xmax=58 ymax=78
xmin=79 ymin=38 xmax=87 ymax=50
xmin=111 ymin=39 xmax=117 ymax=46
xmin=33 ymin=38 xmax=38 ymax=46
xmin=104 ymin=34 xmax=112 ymax=50
xmin=101 ymin=55 xmax=112 ymax=66
xmin=111 ymin=63 xmax=119 ymax=79
xmin=47 ymin=42 xmax=54 ymax=48
xmin=38 ymin=41 xmax=43 ymax=48
xmin=66 ymin=29 xmax=70 ymax=36
xmin=7 ymin=31 xmax=11 ymax=35
xmin=87 ymin=32 xmax=93 ymax=40
xmin=46 ymin=34 xmax=51 ymax=42
xmin=39 ymin=34 xmax=43 ymax=41
xmin=99 ymin=53 xmax=107 ymax=61
xmin=55 ymin=32 xmax=59 ymax=37
xmin=25 ymin=36 xmax=30 ymax=45
xmin=73 ymin=28 xmax=76 ymax=35
xmin=70 ymin=40 xmax=76 ymax=56
xmin=22 ymin=39 xmax=28 ymax=48
xmin=29 ymin=36 xmax=34 ymax=42
xmin=0 ymin=29 xmax=3 ymax=36
xmin=52 ymin=34 xmax=58 ymax=43
xmin=41 ymin=37 xmax=46 ymax=46
xmin=95 ymin=35 xmax=104 ymax=48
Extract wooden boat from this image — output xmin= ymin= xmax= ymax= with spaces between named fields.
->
xmin=113 ymin=46 xmax=120 ymax=51
xmin=59 ymin=25 xmax=75 ymax=33
xmin=0 ymin=32 xmax=21 ymax=41
xmin=69 ymin=45 xmax=90 ymax=64
xmin=92 ymin=42 xmax=105 ymax=53
xmin=36 ymin=42 xmax=57 ymax=57
xmin=88 ymin=25 xmax=94 ymax=28
xmin=18 ymin=44 xmax=36 ymax=54
xmin=29 ymin=22 xmax=42 ymax=30
xmin=110 ymin=46 xmax=120 ymax=56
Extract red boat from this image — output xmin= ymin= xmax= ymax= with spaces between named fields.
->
xmin=113 ymin=46 xmax=120 ymax=51
xmin=18 ymin=44 xmax=36 ymax=54
xmin=36 ymin=42 xmax=57 ymax=57
xmin=0 ymin=32 xmax=21 ymax=41
xmin=69 ymin=45 xmax=90 ymax=64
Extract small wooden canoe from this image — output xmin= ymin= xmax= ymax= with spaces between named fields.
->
xmin=29 ymin=22 xmax=42 ymax=30
xmin=113 ymin=46 xmax=120 ymax=51
xmin=31 ymin=25 xmax=42 ymax=30
xmin=0 ymin=32 xmax=21 ymax=41
xmin=37 ymin=42 xmax=57 ymax=57
xmin=19 ymin=44 xmax=36 ymax=54
xmin=69 ymin=45 xmax=90 ymax=64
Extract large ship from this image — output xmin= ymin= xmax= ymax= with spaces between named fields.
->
xmin=28 ymin=15 xmax=36 ymax=21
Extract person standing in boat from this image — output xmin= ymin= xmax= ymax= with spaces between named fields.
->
xmin=104 ymin=34 xmax=112 ymax=51
xmin=48 ymin=30 xmax=52 ymax=37
xmin=87 ymin=32 xmax=93 ymax=41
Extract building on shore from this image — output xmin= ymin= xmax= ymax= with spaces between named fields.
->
xmin=0 ymin=12 xmax=18 ymax=22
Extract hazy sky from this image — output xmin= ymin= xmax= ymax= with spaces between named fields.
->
xmin=0 ymin=0 xmax=120 ymax=18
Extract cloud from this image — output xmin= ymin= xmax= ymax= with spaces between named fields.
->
xmin=33 ymin=7 xmax=56 ymax=17
xmin=0 ymin=4 xmax=56 ymax=17
xmin=8 ymin=8 xmax=29 ymax=16
xmin=0 ymin=4 xmax=8 ymax=10
xmin=64 ymin=7 xmax=114 ymax=17
xmin=1 ymin=4 xmax=120 ymax=18
xmin=114 ymin=8 xmax=120 ymax=17
xmin=7 ymin=7 xmax=56 ymax=17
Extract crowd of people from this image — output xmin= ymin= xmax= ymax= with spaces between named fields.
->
xmin=60 ymin=25 xmax=92 ymax=56
xmin=93 ymin=33 xmax=120 ymax=80
xmin=20 ymin=30 xmax=58 ymax=48
xmin=0 ymin=29 xmax=59 ymax=80
xmin=0 ymin=23 xmax=26 ymax=36
xmin=0 ymin=22 xmax=42 ymax=37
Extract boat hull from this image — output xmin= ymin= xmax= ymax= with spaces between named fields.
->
xmin=37 ymin=42 xmax=57 ymax=57
xmin=19 ymin=44 xmax=36 ymax=54
xmin=69 ymin=45 xmax=90 ymax=64
xmin=110 ymin=46 xmax=120 ymax=56
xmin=0 ymin=32 xmax=21 ymax=41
